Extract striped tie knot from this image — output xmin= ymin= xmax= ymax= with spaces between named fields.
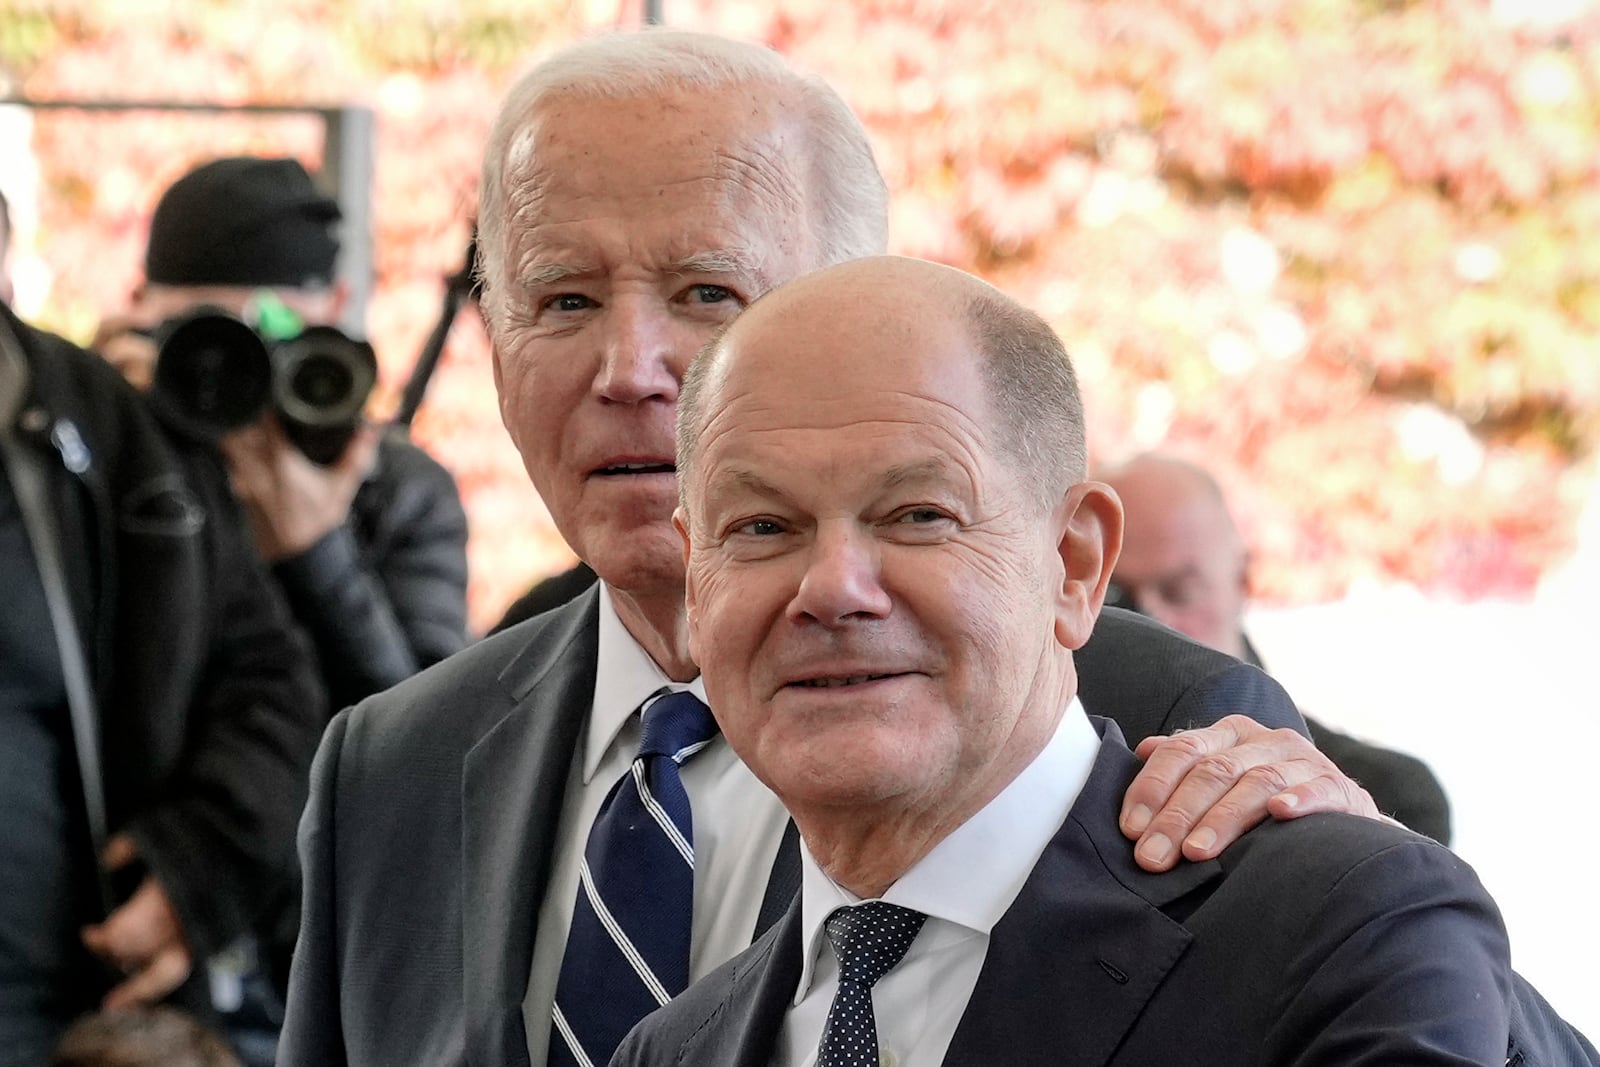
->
xmin=638 ymin=689 xmax=717 ymax=762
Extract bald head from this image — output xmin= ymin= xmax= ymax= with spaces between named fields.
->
xmin=678 ymin=255 xmax=1085 ymax=511
xmin=675 ymin=256 xmax=1123 ymax=861
xmin=1100 ymin=453 xmax=1249 ymax=658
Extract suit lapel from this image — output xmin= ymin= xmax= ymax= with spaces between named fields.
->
xmin=462 ymin=589 xmax=601 ymax=1067
xmin=678 ymin=902 xmax=806 ymax=1067
xmin=944 ymin=721 xmax=1221 ymax=1067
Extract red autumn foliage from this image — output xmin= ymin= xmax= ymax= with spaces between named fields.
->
xmin=3 ymin=0 xmax=1595 ymax=628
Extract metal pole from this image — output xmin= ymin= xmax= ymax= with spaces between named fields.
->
xmin=322 ymin=105 xmax=376 ymax=337
xmin=643 ymin=0 xmax=663 ymax=25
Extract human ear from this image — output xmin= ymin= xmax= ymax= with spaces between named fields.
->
xmin=675 ymin=507 xmax=703 ymax=663
xmin=1052 ymin=481 xmax=1124 ymax=651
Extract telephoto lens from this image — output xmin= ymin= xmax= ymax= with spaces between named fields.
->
xmin=147 ymin=309 xmax=275 ymax=444
xmin=271 ymin=326 xmax=378 ymax=465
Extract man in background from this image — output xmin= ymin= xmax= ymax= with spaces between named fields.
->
xmin=93 ymin=157 xmax=470 ymax=1063
xmin=1 ymin=251 xmax=321 ymax=1063
xmin=1102 ymin=452 xmax=1451 ymax=842
xmin=99 ymin=156 xmax=470 ymax=714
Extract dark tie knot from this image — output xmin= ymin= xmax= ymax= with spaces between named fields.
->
xmin=637 ymin=690 xmax=718 ymax=762
xmin=823 ymin=902 xmax=927 ymax=989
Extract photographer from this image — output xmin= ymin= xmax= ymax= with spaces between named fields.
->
xmin=99 ymin=157 xmax=470 ymax=713
xmin=2 ymin=283 xmax=321 ymax=1064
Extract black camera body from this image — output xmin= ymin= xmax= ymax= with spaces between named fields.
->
xmin=149 ymin=309 xmax=378 ymax=465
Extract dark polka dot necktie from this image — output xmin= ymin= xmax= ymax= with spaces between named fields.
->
xmin=548 ymin=690 xmax=719 ymax=1067
xmin=817 ymin=901 xmax=928 ymax=1067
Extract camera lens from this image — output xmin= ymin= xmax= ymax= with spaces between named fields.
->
xmin=149 ymin=311 xmax=273 ymax=442
xmin=290 ymin=356 xmax=356 ymax=409
xmin=271 ymin=328 xmax=375 ymax=428
xmin=271 ymin=326 xmax=377 ymax=465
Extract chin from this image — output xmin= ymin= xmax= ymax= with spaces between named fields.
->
xmin=756 ymin=733 xmax=933 ymax=812
xmin=587 ymin=534 xmax=686 ymax=600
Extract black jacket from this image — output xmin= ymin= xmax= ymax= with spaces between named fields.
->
xmin=1 ymin=302 xmax=324 ymax=962
xmin=272 ymin=430 xmax=468 ymax=713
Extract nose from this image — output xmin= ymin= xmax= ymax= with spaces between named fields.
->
xmin=788 ymin=524 xmax=893 ymax=627
xmin=594 ymin=293 xmax=684 ymax=405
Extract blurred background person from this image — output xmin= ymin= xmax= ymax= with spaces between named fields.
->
xmin=489 ymin=560 xmax=596 ymax=633
xmin=97 ymin=156 xmax=471 ymax=712
xmin=1102 ymin=452 xmax=1452 ymax=843
xmin=91 ymin=155 xmax=471 ymax=1063
xmin=1 ymin=259 xmax=321 ymax=1066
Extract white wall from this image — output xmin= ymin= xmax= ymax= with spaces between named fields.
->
xmin=1250 ymin=583 xmax=1599 ymax=1040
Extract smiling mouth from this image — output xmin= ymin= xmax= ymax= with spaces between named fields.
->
xmin=790 ymin=674 xmax=900 ymax=688
xmin=595 ymin=462 xmax=675 ymax=476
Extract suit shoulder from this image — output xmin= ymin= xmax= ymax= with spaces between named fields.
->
xmin=332 ymin=598 xmax=595 ymax=764
xmin=1077 ymin=608 xmax=1304 ymax=739
xmin=1220 ymin=812 xmax=1491 ymax=913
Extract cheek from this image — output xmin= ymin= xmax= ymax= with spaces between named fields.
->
xmin=687 ymin=562 xmax=749 ymax=662
xmin=495 ymin=340 xmax=568 ymax=442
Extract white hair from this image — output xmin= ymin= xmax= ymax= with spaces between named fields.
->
xmin=475 ymin=29 xmax=887 ymax=324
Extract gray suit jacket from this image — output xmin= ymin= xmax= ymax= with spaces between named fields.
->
xmin=613 ymin=720 xmax=1515 ymax=1067
xmin=276 ymin=591 xmax=1313 ymax=1066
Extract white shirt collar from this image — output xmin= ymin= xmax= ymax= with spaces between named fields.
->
xmin=583 ymin=582 xmax=708 ymax=783
xmin=794 ymin=699 xmax=1101 ymax=1001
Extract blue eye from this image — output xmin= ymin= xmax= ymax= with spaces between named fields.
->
xmin=545 ymin=293 xmax=595 ymax=312
xmin=737 ymin=518 xmax=784 ymax=536
xmin=688 ymin=285 xmax=734 ymax=304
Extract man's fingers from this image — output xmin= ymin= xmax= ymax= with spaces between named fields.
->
xmin=100 ymin=833 xmax=139 ymax=871
xmin=1125 ymin=718 xmax=1388 ymax=872
xmin=81 ymin=877 xmax=182 ymax=965
xmin=1120 ymin=717 xmax=1254 ymax=837
xmin=1265 ymin=772 xmax=1381 ymax=823
xmin=100 ymin=945 xmax=193 ymax=1009
xmin=1130 ymin=748 xmax=1296 ymax=870
xmin=1131 ymin=734 xmax=1169 ymax=761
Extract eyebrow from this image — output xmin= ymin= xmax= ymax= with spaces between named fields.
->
xmin=705 ymin=459 xmax=957 ymax=507
xmin=879 ymin=458 xmax=954 ymax=491
xmin=668 ymin=248 xmax=772 ymax=289
xmin=519 ymin=261 xmax=596 ymax=287
xmin=713 ymin=468 xmax=788 ymax=502
xmin=518 ymin=249 xmax=769 ymax=291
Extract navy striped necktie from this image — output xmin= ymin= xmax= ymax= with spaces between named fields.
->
xmin=548 ymin=689 xmax=718 ymax=1067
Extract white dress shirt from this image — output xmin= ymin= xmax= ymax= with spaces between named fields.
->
xmin=774 ymin=702 xmax=1101 ymax=1067
xmin=522 ymin=583 xmax=793 ymax=1063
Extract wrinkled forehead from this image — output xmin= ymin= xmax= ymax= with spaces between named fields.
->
xmin=691 ymin=301 xmax=992 ymax=471
xmin=504 ymin=86 xmax=811 ymax=229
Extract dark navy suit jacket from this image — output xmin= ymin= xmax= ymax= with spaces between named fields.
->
xmin=613 ymin=719 xmax=1516 ymax=1067
xmin=276 ymin=594 xmax=1307 ymax=1067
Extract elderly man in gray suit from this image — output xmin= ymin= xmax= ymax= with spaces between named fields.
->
xmin=616 ymin=255 xmax=1520 ymax=1066
xmin=278 ymin=30 xmax=1503 ymax=1067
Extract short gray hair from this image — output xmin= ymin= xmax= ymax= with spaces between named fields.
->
xmin=965 ymin=288 xmax=1087 ymax=504
xmin=476 ymin=29 xmax=887 ymax=324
